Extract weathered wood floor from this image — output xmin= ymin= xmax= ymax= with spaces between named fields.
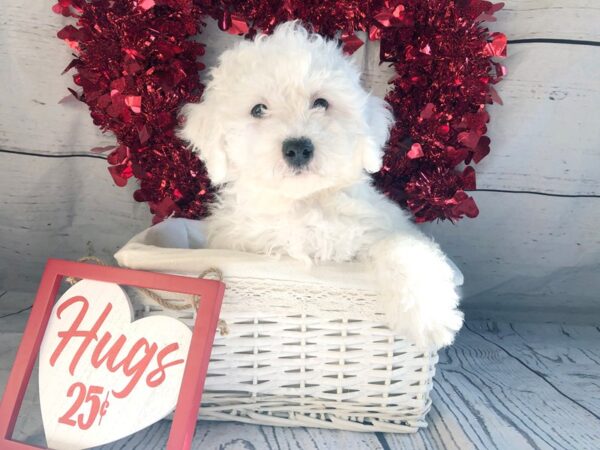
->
xmin=1 ymin=291 xmax=599 ymax=450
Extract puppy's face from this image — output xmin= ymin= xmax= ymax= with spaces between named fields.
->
xmin=180 ymin=22 xmax=393 ymax=199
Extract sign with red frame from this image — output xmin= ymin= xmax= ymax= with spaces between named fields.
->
xmin=0 ymin=259 xmax=225 ymax=450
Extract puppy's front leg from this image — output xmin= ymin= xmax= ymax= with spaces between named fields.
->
xmin=368 ymin=234 xmax=463 ymax=350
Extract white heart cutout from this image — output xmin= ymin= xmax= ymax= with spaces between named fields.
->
xmin=39 ymin=279 xmax=192 ymax=449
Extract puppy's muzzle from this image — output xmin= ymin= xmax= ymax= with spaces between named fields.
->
xmin=282 ymin=137 xmax=314 ymax=169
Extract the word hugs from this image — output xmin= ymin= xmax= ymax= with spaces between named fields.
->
xmin=39 ymin=279 xmax=192 ymax=449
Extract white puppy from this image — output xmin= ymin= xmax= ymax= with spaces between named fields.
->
xmin=180 ymin=22 xmax=463 ymax=349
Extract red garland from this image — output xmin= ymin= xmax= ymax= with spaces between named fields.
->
xmin=53 ymin=0 xmax=506 ymax=223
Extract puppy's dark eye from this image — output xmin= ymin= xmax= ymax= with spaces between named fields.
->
xmin=251 ymin=104 xmax=267 ymax=118
xmin=312 ymin=98 xmax=329 ymax=110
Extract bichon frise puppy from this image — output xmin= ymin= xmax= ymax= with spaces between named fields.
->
xmin=180 ymin=22 xmax=463 ymax=350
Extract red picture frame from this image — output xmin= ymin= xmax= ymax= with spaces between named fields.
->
xmin=0 ymin=259 xmax=225 ymax=450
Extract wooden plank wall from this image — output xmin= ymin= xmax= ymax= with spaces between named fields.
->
xmin=0 ymin=1 xmax=599 ymax=321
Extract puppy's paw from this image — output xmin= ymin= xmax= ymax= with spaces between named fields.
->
xmin=388 ymin=302 xmax=464 ymax=350
xmin=384 ymin=259 xmax=463 ymax=350
xmin=374 ymin=240 xmax=464 ymax=350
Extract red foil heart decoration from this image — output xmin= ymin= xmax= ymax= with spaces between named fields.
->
xmin=53 ymin=0 xmax=506 ymax=223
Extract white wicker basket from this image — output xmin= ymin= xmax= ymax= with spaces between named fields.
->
xmin=115 ymin=218 xmax=442 ymax=433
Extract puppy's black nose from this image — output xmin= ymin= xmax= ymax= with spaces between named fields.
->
xmin=282 ymin=137 xmax=314 ymax=169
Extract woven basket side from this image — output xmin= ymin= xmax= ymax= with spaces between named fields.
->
xmin=133 ymin=276 xmax=437 ymax=433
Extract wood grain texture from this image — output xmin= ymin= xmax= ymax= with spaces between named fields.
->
xmin=0 ymin=1 xmax=115 ymax=155
xmin=1 ymin=296 xmax=599 ymax=450
xmin=0 ymin=153 xmax=147 ymax=291
xmin=491 ymin=0 xmax=600 ymax=41
xmin=385 ymin=323 xmax=600 ymax=450
xmin=424 ymin=190 xmax=600 ymax=315
xmin=96 ymin=420 xmax=386 ymax=450
xmin=479 ymin=44 xmax=600 ymax=195
xmin=466 ymin=321 xmax=600 ymax=416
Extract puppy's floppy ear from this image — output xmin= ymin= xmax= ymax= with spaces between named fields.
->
xmin=179 ymin=101 xmax=229 ymax=184
xmin=360 ymin=95 xmax=394 ymax=173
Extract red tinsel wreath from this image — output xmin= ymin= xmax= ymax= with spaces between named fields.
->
xmin=53 ymin=0 xmax=506 ymax=223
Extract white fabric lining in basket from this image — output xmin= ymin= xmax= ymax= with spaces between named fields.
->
xmin=115 ymin=218 xmax=459 ymax=433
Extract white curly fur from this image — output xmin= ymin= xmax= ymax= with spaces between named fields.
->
xmin=180 ymin=22 xmax=463 ymax=349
